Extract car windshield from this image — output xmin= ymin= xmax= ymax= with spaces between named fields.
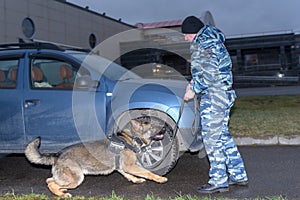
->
xmin=70 ymin=52 xmax=141 ymax=81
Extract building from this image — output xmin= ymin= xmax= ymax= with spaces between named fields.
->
xmin=120 ymin=11 xmax=216 ymax=79
xmin=120 ymin=18 xmax=300 ymax=87
xmin=227 ymin=32 xmax=300 ymax=87
xmin=0 ymin=0 xmax=134 ymax=49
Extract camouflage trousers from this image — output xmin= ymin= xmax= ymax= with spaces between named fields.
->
xmin=200 ymin=90 xmax=248 ymax=186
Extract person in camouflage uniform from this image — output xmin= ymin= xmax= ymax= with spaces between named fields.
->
xmin=181 ymin=16 xmax=248 ymax=194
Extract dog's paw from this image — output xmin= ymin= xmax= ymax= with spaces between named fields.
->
xmin=46 ymin=177 xmax=54 ymax=184
xmin=134 ymin=178 xmax=146 ymax=183
xmin=157 ymin=176 xmax=168 ymax=183
xmin=62 ymin=192 xmax=72 ymax=198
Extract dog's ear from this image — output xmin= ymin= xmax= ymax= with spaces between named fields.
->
xmin=130 ymin=119 xmax=142 ymax=132
xmin=117 ymin=129 xmax=132 ymax=143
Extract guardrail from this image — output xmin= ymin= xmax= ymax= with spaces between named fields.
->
xmin=234 ymin=75 xmax=299 ymax=82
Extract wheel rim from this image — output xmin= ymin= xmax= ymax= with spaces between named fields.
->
xmin=137 ymin=121 xmax=174 ymax=169
xmin=138 ymin=140 xmax=164 ymax=168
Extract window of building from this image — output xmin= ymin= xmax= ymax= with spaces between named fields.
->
xmin=244 ymin=54 xmax=258 ymax=66
xmin=230 ymin=55 xmax=238 ymax=71
xmin=22 ymin=17 xmax=35 ymax=39
xmin=89 ymin=33 xmax=97 ymax=48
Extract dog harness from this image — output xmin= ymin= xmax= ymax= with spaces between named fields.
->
xmin=108 ymin=132 xmax=144 ymax=170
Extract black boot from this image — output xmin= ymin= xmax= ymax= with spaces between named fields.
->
xmin=197 ymin=184 xmax=229 ymax=194
xmin=229 ymin=180 xmax=248 ymax=186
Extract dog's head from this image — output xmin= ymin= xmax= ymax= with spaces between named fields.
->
xmin=119 ymin=118 xmax=165 ymax=149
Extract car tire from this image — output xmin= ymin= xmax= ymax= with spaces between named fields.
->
xmin=114 ymin=109 xmax=179 ymax=175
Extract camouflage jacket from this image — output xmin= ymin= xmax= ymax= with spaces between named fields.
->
xmin=189 ymin=24 xmax=233 ymax=94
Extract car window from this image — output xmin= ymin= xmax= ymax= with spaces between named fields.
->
xmin=30 ymin=58 xmax=83 ymax=90
xmin=71 ymin=53 xmax=141 ymax=81
xmin=0 ymin=58 xmax=18 ymax=89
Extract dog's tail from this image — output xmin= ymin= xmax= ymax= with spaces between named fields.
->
xmin=25 ymin=137 xmax=57 ymax=166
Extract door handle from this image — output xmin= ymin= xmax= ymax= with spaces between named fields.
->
xmin=24 ymin=99 xmax=40 ymax=108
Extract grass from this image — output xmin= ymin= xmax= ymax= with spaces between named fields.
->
xmin=0 ymin=192 xmax=288 ymax=200
xmin=229 ymin=94 xmax=300 ymax=137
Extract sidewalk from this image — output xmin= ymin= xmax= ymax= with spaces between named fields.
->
xmin=234 ymin=85 xmax=300 ymax=146
xmin=234 ymin=135 xmax=300 ymax=146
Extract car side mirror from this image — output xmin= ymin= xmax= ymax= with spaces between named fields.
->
xmin=75 ymin=75 xmax=99 ymax=90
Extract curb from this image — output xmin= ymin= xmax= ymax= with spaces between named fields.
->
xmin=233 ymin=135 xmax=300 ymax=146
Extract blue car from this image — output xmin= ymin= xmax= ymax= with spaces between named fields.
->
xmin=0 ymin=42 xmax=202 ymax=175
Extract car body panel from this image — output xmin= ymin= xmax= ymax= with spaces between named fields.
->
xmin=0 ymin=89 xmax=25 ymax=151
xmin=109 ymin=78 xmax=197 ymax=128
xmin=0 ymin=45 xmax=201 ymax=153
xmin=0 ymin=54 xmax=25 ymax=151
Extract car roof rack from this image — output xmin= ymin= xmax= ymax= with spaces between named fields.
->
xmin=0 ymin=42 xmax=91 ymax=52
xmin=0 ymin=42 xmax=63 ymax=51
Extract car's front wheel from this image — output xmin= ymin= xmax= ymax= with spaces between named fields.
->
xmin=114 ymin=109 xmax=179 ymax=175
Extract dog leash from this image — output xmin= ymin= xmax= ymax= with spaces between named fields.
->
xmin=162 ymin=96 xmax=199 ymax=159
xmin=173 ymin=98 xmax=185 ymax=137
xmin=169 ymin=95 xmax=199 ymax=142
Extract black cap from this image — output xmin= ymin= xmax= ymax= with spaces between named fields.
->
xmin=181 ymin=16 xmax=204 ymax=34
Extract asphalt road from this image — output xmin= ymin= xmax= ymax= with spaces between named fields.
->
xmin=0 ymin=146 xmax=300 ymax=199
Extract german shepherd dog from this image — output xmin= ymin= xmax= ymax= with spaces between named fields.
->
xmin=25 ymin=119 xmax=167 ymax=197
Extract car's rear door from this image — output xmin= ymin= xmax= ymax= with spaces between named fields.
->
xmin=23 ymin=52 xmax=106 ymax=152
xmin=0 ymin=53 xmax=25 ymax=152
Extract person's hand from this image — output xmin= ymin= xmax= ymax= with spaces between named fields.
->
xmin=184 ymin=83 xmax=195 ymax=101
